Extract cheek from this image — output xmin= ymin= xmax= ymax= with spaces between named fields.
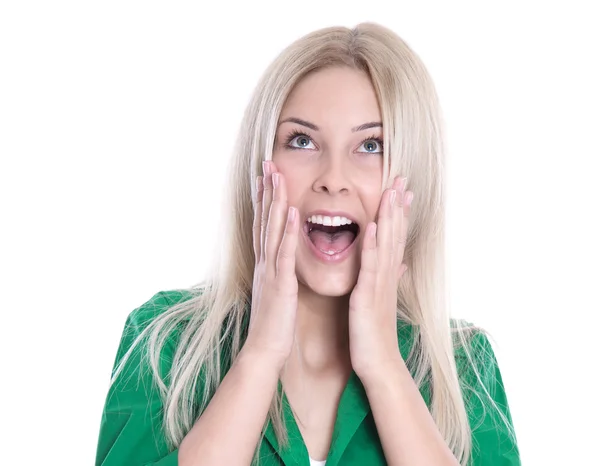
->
xmin=271 ymin=152 xmax=294 ymax=179
xmin=361 ymin=184 xmax=384 ymax=220
xmin=273 ymin=164 xmax=303 ymax=204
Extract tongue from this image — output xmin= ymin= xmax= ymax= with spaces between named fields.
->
xmin=308 ymin=229 xmax=355 ymax=254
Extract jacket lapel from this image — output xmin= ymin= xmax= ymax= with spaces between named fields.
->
xmin=323 ymin=370 xmax=370 ymax=466
xmin=325 ymin=318 xmax=416 ymax=466
xmin=264 ymin=384 xmax=309 ymax=466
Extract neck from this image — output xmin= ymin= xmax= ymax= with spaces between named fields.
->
xmin=287 ymin=282 xmax=352 ymax=375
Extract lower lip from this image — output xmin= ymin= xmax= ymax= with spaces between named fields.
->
xmin=302 ymin=224 xmax=359 ymax=264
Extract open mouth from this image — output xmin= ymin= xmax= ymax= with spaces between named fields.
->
xmin=303 ymin=218 xmax=360 ymax=256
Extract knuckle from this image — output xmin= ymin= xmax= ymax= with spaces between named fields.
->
xmin=278 ymin=248 xmax=292 ymax=260
xmin=270 ymin=197 xmax=284 ymax=210
xmin=265 ymin=223 xmax=277 ymax=237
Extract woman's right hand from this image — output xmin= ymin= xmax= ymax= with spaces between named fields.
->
xmin=242 ymin=160 xmax=300 ymax=370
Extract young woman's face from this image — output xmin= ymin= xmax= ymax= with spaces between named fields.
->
xmin=272 ymin=66 xmax=384 ymax=298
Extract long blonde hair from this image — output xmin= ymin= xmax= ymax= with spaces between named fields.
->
xmin=111 ymin=22 xmax=514 ymax=465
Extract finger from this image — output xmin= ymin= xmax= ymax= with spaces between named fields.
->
xmin=396 ymin=189 xmax=412 ymax=281
xmin=356 ymin=222 xmax=379 ymax=292
xmin=260 ymin=161 xmax=274 ymax=262
xmin=393 ymin=177 xmax=408 ymax=276
xmin=252 ymin=175 xmax=264 ymax=265
xmin=276 ymin=206 xmax=299 ymax=281
xmin=266 ymin=172 xmax=289 ymax=275
xmin=376 ymin=188 xmax=396 ymax=270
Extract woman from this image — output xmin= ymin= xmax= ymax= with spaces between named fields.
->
xmin=95 ymin=22 xmax=520 ymax=466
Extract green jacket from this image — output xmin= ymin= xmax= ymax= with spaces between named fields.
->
xmin=95 ymin=290 xmax=520 ymax=465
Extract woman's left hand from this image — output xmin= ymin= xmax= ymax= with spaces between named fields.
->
xmin=349 ymin=176 xmax=413 ymax=381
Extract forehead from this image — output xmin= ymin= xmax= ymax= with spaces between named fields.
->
xmin=280 ymin=67 xmax=382 ymax=127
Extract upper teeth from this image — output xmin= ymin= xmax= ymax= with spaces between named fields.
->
xmin=307 ymin=215 xmax=354 ymax=227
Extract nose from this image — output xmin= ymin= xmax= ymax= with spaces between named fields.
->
xmin=312 ymin=153 xmax=350 ymax=195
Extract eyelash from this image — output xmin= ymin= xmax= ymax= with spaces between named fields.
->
xmin=283 ymin=130 xmax=384 ymax=155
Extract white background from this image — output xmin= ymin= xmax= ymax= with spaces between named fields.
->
xmin=1 ymin=1 xmax=598 ymax=464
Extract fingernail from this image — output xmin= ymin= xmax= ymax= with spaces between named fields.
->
xmin=401 ymin=177 xmax=408 ymax=192
xmin=288 ymin=206 xmax=296 ymax=222
xmin=272 ymin=172 xmax=279 ymax=188
xmin=369 ymin=222 xmax=377 ymax=239
xmin=390 ymin=189 xmax=397 ymax=206
xmin=262 ymin=161 xmax=270 ymax=175
xmin=406 ymin=192 xmax=414 ymax=206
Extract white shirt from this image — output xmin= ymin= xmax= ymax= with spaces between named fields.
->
xmin=309 ymin=457 xmax=327 ymax=466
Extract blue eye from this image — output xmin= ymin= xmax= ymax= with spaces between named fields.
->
xmin=283 ymin=130 xmax=384 ymax=155
xmin=286 ymin=131 xmax=316 ymax=150
xmin=357 ymin=137 xmax=384 ymax=154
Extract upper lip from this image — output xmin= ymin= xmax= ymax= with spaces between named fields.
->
xmin=304 ymin=209 xmax=360 ymax=226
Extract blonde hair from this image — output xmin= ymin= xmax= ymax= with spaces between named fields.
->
xmin=111 ymin=22 xmax=515 ymax=465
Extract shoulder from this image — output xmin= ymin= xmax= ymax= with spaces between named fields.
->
xmin=449 ymin=322 xmax=521 ymax=462
xmin=111 ymin=289 xmax=200 ymax=382
xmin=450 ymin=319 xmax=494 ymax=359
xmin=125 ymin=289 xmax=198 ymax=328
xmin=98 ymin=289 xmax=199 ymax=465
xmin=449 ymin=319 xmax=500 ymax=389
xmin=116 ymin=289 xmax=196 ymax=344
xmin=396 ymin=318 xmax=494 ymax=367
xmin=118 ymin=289 xmax=200 ymax=346
xmin=450 ymin=319 xmax=514 ymax=423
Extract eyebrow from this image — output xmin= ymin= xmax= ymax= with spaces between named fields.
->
xmin=278 ymin=117 xmax=382 ymax=132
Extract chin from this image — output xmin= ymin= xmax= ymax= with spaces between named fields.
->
xmin=297 ymin=270 xmax=357 ymax=297
xmin=295 ymin=237 xmax=362 ymax=297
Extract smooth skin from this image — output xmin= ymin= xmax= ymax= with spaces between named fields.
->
xmin=179 ymin=67 xmax=459 ymax=465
